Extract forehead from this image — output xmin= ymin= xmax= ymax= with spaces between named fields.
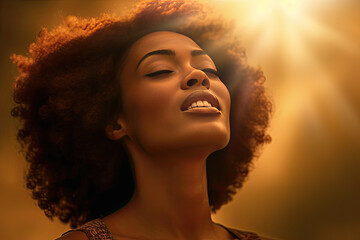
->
xmin=128 ymin=31 xmax=202 ymax=57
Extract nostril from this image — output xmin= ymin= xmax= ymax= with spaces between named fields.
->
xmin=187 ymin=79 xmax=197 ymax=87
xmin=201 ymin=79 xmax=209 ymax=87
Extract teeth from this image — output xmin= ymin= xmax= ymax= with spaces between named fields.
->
xmin=187 ymin=100 xmax=213 ymax=109
xmin=204 ymin=101 xmax=211 ymax=107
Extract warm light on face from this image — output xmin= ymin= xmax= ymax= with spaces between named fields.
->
xmin=118 ymin=31 xmax=231 ymax=155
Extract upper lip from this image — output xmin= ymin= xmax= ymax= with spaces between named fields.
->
xmin=180 ymin=90 xmax=220 ymax=111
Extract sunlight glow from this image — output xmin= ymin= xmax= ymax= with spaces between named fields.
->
xmin=257 ymin=0 xmax=301 ymax=12
xmin=224 ymin=0 xmax=360 ymax=127
xmin=210 ymin=0 xmax=360 ymax=178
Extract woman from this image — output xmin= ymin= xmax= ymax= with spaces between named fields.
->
xmin=11 ymin=1 xmax=272 ymax=239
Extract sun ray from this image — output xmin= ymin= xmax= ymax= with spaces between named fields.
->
xmin=206 ymin=0 xmax=360 ymax=184
xmin=219 ymin=0 xmax=360 ymax=123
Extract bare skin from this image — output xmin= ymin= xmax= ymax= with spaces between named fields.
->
xmin=59 ymin=31 xmax=233 ymax=240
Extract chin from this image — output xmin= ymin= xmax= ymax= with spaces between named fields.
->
xmin=199 ymin=123 xmax=230 ymax=144
xmin=179 ymin=126 xmax=230 ymax=153
xmin=204 ymin=131 xmax=230 ymax=152
xmin=141 ymin=132 xmax=229 ymax=156
xmin=137 ymin=122 xmax=230 ymax=155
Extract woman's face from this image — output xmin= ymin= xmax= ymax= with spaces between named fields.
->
xmin=117 ymin=31 xmax=231 ymax=155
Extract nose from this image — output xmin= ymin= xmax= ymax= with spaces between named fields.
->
xmin=181 ymin=69 xmax=210 ymax=90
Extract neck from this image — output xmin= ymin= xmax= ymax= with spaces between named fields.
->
xmin=106 ymin=140 xmax=223 ymax=240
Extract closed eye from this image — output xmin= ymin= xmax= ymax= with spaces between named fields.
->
xmin=144 ymin=70 xmax=174 ymax=77
xmin=202 ymin=68 xmax=220 ymax=78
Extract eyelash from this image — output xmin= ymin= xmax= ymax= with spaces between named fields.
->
xmin=202 ymin=68 xmax=220 ymax=78
xmin=144 ymin=70 xmax=174 ymax=77
xmin=144 ymin=68 xmax=220 ymax=78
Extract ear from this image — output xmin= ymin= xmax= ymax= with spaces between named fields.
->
xmin=105 ymin=117 xmax=127 ymax=141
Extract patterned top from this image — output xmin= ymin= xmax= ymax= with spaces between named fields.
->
xmin=62 ymin=218 xmax=268 ymax=240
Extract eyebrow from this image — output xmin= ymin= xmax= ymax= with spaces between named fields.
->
xmin=191 ymin=49 xmax=207 ymax=56
xmin=136 ymin=49 xmax=208 ymax=69
xmin=136 ymin=49 xmax=175 ymax=69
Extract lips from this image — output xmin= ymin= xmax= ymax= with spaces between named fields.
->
xmin=181 ymin=90 xmax=220 ymax=111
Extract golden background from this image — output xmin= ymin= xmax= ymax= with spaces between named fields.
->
xmin=0 ymin=0 xmax=359 ymax=239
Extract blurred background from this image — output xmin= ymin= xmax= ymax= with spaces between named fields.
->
xmin=1 ymin=0 xmax=359 ymax=239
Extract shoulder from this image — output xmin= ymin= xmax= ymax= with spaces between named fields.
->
xmin=55 ymin=230 xmax=88 ymax=240
xmin=258 ymin=237 xmax=276 ymax=240
xmin=223 ymin=226 xmax=276 ymax=240
xmin=55 ymin=218 xmax=112 ymax=240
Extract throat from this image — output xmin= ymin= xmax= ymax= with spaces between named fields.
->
xmin=105 ymin=139 xmax=221 ymax=239
xmin=119 ymin=151 xmax=214 ymax=238
xmin=132 ymin=153 xmax=211 ymax=227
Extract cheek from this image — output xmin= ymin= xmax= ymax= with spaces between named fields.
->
xmin=213 ymin=81 xmax=231 ymax=116
xmin=127 ymin=80 xmax=177 ymax=115
xmin=121 ymin=79 xmax=179 ymax=142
